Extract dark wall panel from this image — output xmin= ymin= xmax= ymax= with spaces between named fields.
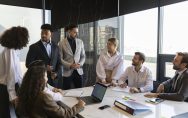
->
xmin=0 ymin=0 xmax=50 ymax=9
xmin=51 ymin=0 xmax=118 ymax=29
xmin=119 ymin=0 xmax=187 ymax=16
xmin=119 ymin=0 xmax=157 ymax=16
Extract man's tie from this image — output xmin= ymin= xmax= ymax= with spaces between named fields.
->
xmin=173 ymin=73 xmax=179 ymax=91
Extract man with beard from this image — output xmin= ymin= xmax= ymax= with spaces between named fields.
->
xmin=119 ymin=52 xmax=153 ymax=93
xmin=145 ymin=52 xmax=188 ymax=101
xmin=59 ymin=24 xmax=85 ymax=90
xmin=26 ymin=24 xmax=62 ymax=88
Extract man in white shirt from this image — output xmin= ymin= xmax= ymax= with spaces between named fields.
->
xmin=119 ymin=52 xmax=153 ymax=93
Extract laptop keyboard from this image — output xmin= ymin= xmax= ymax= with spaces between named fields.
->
xmin=79 ymin=96 xmax=99 ymax=105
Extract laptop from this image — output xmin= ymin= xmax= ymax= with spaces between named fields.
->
xmin=78 ymin=82 xmax=107 ymax=105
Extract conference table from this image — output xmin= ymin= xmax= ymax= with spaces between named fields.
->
xmin=62 ymin=86 xmax=188 ymax=118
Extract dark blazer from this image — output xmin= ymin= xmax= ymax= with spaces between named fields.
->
xmin=16 ymin=92 xmax=84 ymax=118
xmin=26 ymin=40 xmax=62 ymax=83
xmin=158 ymin=69 xmax=188 ymax=101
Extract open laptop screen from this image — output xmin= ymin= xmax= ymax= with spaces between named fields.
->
xmin=91 ymin=83 xmax=107 ymax=101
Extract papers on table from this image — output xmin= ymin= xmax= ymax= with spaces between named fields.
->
xmin=64 ymin=90 xmax=83 ymax=97
xmin=112 ymin=86 xmax=130 ymax=93
xmin=145 ymin=98 xmax=164 ymax=104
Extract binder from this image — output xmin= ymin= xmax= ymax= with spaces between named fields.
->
xmin=114 ymin=99 xmax=151 ymax=115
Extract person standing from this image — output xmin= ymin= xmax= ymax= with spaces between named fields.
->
xmin=59 ymin=24 xmax=86 ymax=90
xmin=26 ymin=24 xmax=62 ymax=88
xmin=0 ymin=26 xmax=29 ymax=118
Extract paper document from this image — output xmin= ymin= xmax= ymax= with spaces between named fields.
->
xmin=112 ymin=86 xmax=130 ymax=93
xmin=64 ymin=90 xmax=83 ymax=97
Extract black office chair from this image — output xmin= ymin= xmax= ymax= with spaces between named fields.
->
xmin=151 ymin=81 xmax=160 ymax=93
xmin=185 ymin=98 xmax=188 ymax=102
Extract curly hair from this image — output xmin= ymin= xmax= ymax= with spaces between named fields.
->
xmin=17 ymin=66 xmax=46 ymax=116
xmin=0 ymin=26 xmax=29 ymax=49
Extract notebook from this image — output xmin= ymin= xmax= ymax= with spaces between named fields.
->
xmin=78 ymin=82 xmax=107 ymax=105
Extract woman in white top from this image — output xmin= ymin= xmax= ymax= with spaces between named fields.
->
xmin=96 ymin=38 xmax=125 ymax=85
xmin=0 ymin=26 xmax=29 ymax=118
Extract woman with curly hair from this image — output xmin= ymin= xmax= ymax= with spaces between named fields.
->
xmin=16 ymin=66 xmax=85 ymax=118
xmin=0 ymin=26 xmax=29 ymax=118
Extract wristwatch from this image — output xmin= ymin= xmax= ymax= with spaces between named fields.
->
xmin=137 ymin=88 xmax=141 ymax=92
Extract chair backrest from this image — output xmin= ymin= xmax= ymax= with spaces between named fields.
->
xmin=185 ymin=98 xmax=188 ymax=102
xmin=151 ymin=81 xmax=160 ymax=93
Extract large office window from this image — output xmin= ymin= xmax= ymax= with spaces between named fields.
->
xmin=97 ymin=17 xmax=119 ymax=54
xmin=123 ymin=8 xmax=158 ymax=80
xmin=160 ymin=1 xmax=188 ymax=78
xmin=0 ymin=4 xmax=50 ymax=74
xmin=162 ymin=1 xmax=188 ymax=54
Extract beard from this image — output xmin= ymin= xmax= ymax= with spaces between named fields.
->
xmin=173 ymin=65 xmax=180 ymax=70
xmin=132 ymin=62 xmax=137 ymax=66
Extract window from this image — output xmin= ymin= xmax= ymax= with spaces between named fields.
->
xmin=123 ymin=8 xmax=158 ymax=80
xmin=162 ymin=1 xmax=188 ymax=54
xmin=97 ymin=17 xmax=119 ymax=54
xmin=0 ymin=4 xmax=50 ymax=74
xmin=78 ymin=23 xmax=94 ymax=52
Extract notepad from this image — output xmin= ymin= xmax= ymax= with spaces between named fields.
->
xmin=112 ymin=86 xmax=130 ymax=93
xmin=64 ymin=90 xmax=83 ymax=97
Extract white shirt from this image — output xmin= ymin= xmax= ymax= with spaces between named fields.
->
xmin=0 ymin=46 xmax=22 ymax=101
xmin=96 ymin=49 xmax=125 ymax=81
xmin=41 ymin=40 xmax=51 ymax=57
xmin=44 ymin=84 xmax=63 ymax=102
xmin=120 ymin=65 xmax=153 ymax=92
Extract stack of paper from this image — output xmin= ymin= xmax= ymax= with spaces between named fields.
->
xmin=112 ymin=86 xmax=130 ymax=93
xmin=64 ymin=90 xmax=83 ymax=97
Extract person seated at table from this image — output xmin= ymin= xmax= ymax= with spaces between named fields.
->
xmin=27 ymin=60 xmax=63 ymax=102
xmin=16 ymin=65 xmax=85 ymax=118
xmin=96 ymin=38 xmax=125 ymax=85
xmin=145 ymin=52 xmax=188 ymax=101
xmin=119 ymin=52 xmax=153 ymax=93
